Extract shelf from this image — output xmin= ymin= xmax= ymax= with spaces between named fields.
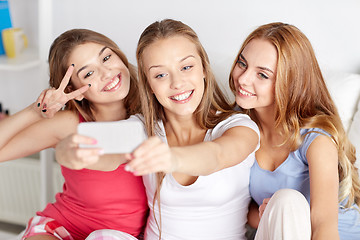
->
xmin=0 ymin=48 xmax=40 ymax=71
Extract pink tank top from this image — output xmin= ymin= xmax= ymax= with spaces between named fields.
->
xmin=38 ymin=115 xmax=148 ymax=239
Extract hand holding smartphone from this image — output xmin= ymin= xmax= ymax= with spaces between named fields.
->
xmin=77 ymin=117 xmax=147 ymax=154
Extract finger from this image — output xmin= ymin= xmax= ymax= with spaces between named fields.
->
xmin=259 ymin=210 xmax=264 ymax=219
xmin=133 ymin=152 xmax=172 ymax=175
xmin=126 ymin=137 xmax=168 ymax=173
xmin=132 ymin=136 xmax=162 ymax=158
xmin=131 ymin=162 xmax=162 ymax=176
xmin=75 ymin=148 xmax=103 ymax=161
xmin=124 ymin=153 xmax=135 ymax=162
xmin=125 ymin=152 xmax=153 ymax=173
xmin=69 ymin=154 xmax=100 ymax=170
xmin=41 ymin=89 xmax=55 ymax=111
xmin=258 ymin=205 xmax=265 ymax=218
xmin=58 ymin=65 xmax=74 ymax=91
xmin=126 ymin=159 xmax=153 ymax=176
xmin=35 ymin=89 xmax=47 ymax=107
xmin=72 ymin=134 xmax=99 ymax=146
xmin=129 ymin=146 xmax=160 ymax=169
xmin=66 ymin=84 xmax=90 ymax=101
xmin=129 ymin=146 xmax=170 ymax=174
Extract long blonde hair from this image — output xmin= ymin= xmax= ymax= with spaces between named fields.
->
xmin=136 ymin=19 xmax=235 ymax=237
xmin=229 ymin=22 xmax=360 ymax=208
xmin=48 ymin=29 xmax=140 ymax=121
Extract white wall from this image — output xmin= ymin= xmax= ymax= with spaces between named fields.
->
xmin=52 ymin=0 xmax=360 ymax=72
xmin=1 ymin=0 xmax=360 ymax=113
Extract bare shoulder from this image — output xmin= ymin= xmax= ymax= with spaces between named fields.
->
xmin=307 ymin=134 xmax=338 ymax=163
xmin=308 ymin=134 xmax=337 ymax=151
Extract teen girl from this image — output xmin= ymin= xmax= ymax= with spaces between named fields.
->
xmin=0 ymin=29 xmax=148 ymax=240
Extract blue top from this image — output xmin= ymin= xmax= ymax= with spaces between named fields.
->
xmin=249 ymin=128 xmax=360 ymax=240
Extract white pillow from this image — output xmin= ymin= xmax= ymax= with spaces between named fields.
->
xmin=348 ymin=99 xmax=360 ymax=176
xmin=323 ymin=71 xmax=360 ymax=132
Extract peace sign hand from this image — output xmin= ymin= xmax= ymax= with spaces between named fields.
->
xmin=35 ymin=65 xmax=90 ymax=118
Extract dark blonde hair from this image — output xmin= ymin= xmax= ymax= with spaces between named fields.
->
xmin=136 ymin=19 xmax=235 ymax=237
xmin=48 ymin=29 xmax=140 ymax=121
xmin=229 ymin=22 xmax=360 ymax=208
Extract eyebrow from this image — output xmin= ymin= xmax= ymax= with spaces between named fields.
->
xmin=148 ymin=55 xmax=196 ymax=71
xmin=76 ymin=46 xmax=108 ymax=77
xmin=239 ymin=53 xmax=274 ymax=74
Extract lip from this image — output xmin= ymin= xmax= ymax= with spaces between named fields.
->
xmin=102 ymin=73 xmax=122 ymax=92
xmin=169 ymin=90 xmax=194 ymax=103
xmin=237 ymin=86 xmax=255 ymax=97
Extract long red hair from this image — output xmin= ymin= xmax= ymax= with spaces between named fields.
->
xmin=229 ymin=22 xmax=360 ymax=208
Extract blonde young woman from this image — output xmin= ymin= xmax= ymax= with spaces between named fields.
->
xmin=229 ymin=22 xmax=360 ymax=240
xmin=0 ymin=29 xmax=148 ymax=240
xmin=118 ymin=19 xmax=261 ymax=240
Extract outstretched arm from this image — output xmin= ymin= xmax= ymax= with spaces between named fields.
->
xmin=0 ymin=65 xmax=89 ymax=162
xmin=125 ymin=125 xmax=258 ymax=176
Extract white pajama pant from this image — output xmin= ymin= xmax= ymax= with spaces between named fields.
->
xmin=254 ymin=189 xmax=311 ymax=240
xmin=84 ymin=189 xmax=311 ymax=240
xmin=86 ymin=230 xmax=138 ymax=240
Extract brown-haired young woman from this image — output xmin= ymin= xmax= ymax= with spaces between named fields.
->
xmin=0 ymin=29 xmax=147 ymax=240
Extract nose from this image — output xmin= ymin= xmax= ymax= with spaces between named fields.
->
xmin=170 ymin=73 xmax=185 ymax=89
xmin=235 ymin=68 xmax=251 ymax=86
xmin=99 ymin=66 xmax=112 ymax=81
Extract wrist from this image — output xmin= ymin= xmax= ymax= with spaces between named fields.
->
xmin=28 ymin=102 xmax=44 ymax=119
xmin=170 ymin=148 xmax=182 ymax=173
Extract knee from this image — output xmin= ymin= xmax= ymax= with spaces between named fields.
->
xmin=270 ymin=189 xmax=308 ymax=208
xmin=262 ymin=189 xmax=311 ymax=225
xmin=86 ymin=230 xmax=137 ymax=240
xmin=256 ymin=189 xmax=312 ymax=240
xmin=271 ymin=188 xmax=306 ymax=202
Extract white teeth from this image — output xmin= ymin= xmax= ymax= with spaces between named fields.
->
xmin=104 ymin=77 xmax=120 ymax=91
xmin=172 ymin=91 xmax=193 ymax=101
xmin=239 ymin=88 xmax=254 ymax=96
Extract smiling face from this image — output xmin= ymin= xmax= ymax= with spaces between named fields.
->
xmin=68 ymin=42 xmax=131 ymax=105
xmin=142 ymin=36 xmax=205 ymax=118
xmin=232 ymin=38 xmax=277 ymax=112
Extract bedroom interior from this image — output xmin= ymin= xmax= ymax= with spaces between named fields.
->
xmin=0 ymin=0 xmax=359 ymax=239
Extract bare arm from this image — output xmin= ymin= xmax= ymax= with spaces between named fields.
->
xmin=0 ymin=65 xmax=89 ymax=162
xmin=55 ymin=133 xmax=126 ymax=171
xmin=307 ymin=135 xmax=340 ymax=240
xmin=0 ymin=110 xmax=79 ymax=162
xmin=0 ymin=102 xmax=43 ymax=150
xmin=126 ymin=125 xmax=259 ymax=176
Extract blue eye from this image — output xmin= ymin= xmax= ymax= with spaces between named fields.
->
xmin=155 ymin=73 xmax=167 ymax=79
xmin=182 ymin=65 xmax=192 ymax=71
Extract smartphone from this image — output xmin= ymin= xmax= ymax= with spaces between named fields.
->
xmin=77 ymin=117 xmax=147 ymax=154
